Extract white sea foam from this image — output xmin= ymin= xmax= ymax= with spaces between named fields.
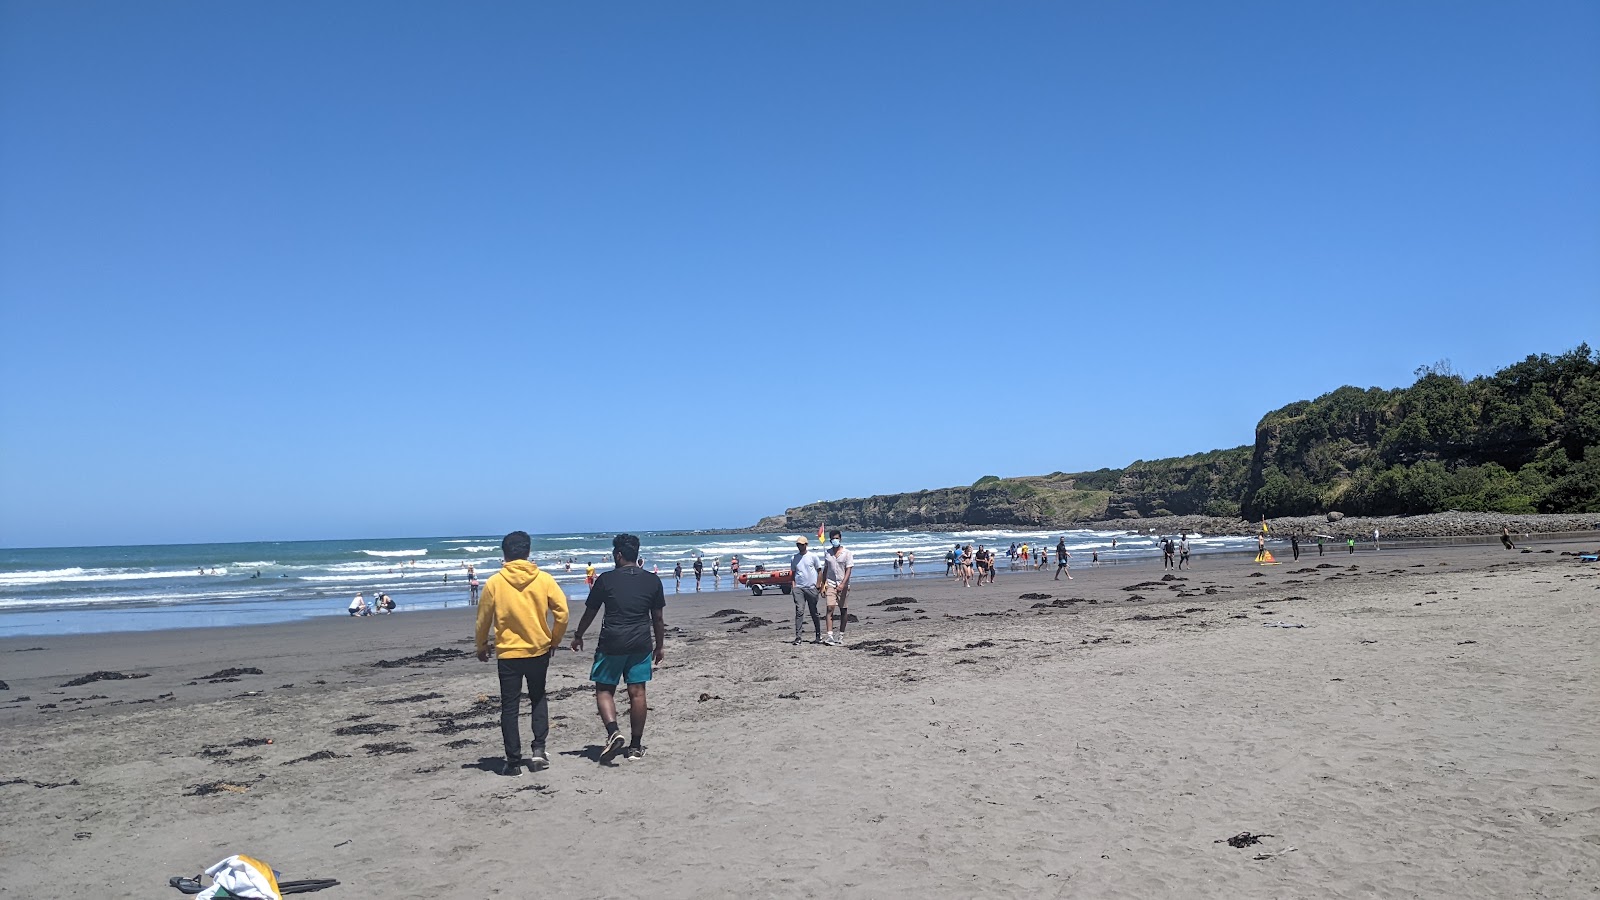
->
xmin=357 ymin=549 xmax=429 ymax=558
xmin=229 ymin=561 xmax=278 ymax=568
xmin=0 ymin=568 xmax=210 ymax=587
xmin=455 ymin=546 xmax=497 ymax=553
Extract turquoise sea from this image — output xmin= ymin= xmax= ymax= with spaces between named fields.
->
xmin=0 ymin=528 xmax=1258 ymax=636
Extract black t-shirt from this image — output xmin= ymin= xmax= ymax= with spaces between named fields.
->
xmin=585 ymin=565 xmax=666 ymax=655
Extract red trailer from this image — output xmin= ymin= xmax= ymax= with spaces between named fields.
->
xmin=737 ymin=567 xmax=793 ymax=596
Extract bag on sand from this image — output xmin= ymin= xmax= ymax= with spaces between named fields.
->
xmin=169 ymin=854 xmax=338 ymax=898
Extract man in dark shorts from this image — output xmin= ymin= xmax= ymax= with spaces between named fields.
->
xmin=569 ymin=534 xmax=666 ymax=763
xmin=692 ymin=555 xmax=703 ymax=591
xmin=475 ymin=531 xmax=568 ymax=777
xmin=1055 ymin=537 xmax=1072 ymax=581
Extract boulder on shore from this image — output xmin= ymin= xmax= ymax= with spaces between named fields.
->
xmin=1326 ymin=511 xmax=1345 ymax=522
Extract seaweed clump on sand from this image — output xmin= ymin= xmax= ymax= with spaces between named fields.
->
xmin=281 ymin=750 xmax=351 ymax=766
xmin=60 ymin=671 xmax=149 ymax=688
xmin=372 ymin=647 xmax=468 ymax=668
xmin=334 ymin=722 xmax=398 ymax=737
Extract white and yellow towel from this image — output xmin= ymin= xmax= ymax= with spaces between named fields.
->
xmin=196 ymin=854 xmax=281 ymax=900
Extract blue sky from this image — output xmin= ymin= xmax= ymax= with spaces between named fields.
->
xmin=2 ymin=2 xmax=1596 ymax=547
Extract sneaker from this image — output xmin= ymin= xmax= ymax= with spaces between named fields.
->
xmin=501 ymin=761 xmax=523 ymax=778
xmin=790 ymin=638 xmax=803 ymax=646
xmin=623 ymin=746 xmax=644 ymax=761
xmin=600 ymin=731 xmax=626 ymax=763
xmin=526 ymin=748 xmax=549 ymax=771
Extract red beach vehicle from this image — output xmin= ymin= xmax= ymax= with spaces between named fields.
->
xmin=737 ymin=565 xmax=793 ymax=596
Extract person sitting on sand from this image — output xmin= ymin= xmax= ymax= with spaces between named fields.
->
xmin=475 ymin=531 xmax=569 ymax=778
xmin=569 ymin=533 xmax=665 ymax=763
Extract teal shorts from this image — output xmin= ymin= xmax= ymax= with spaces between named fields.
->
xmin=591 ymin=650 xmax=653 ymax=686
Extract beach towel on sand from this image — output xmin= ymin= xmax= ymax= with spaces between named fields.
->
xmin=196 ymin=855 xmax=280 ymax=900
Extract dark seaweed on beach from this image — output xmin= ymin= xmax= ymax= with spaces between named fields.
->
xmin=282 ymin=750 xmax=350 ymax=765
xmin=334 ymin=722 xmax=398 ymax=736
xmin=2 ymin=777 xmax=80 ymax=789
xmin=883 ymin=606 xmax=909 ymax=612
xmin=372 ymin=647 xmax=468 ymax=668
xmin=707 ymin=609 xmax=747 ymax=618
xmin=1018 ymin=593 xmax=1053 ymax=601
xmin=1127 ymin=613 xmax=1187 ymax=622
xmin=1031 ymin=597 xmax=1084 ymax=609
xmin=1218 ymin=832 xmax=1273 ymax=848
xmin=844 ymin=639 xmax=923 ymax=657
xmin=444 ymin=739 xmax=479 ymax=749
xmin=185 ymin=777 xmax=262 ymax=797
xmin=216 ymin=755 xmax=263 ymax=767
xmin=372 ymin=692 xmax=446 ymax=705
xmin=0 ymin=680 xmax=8 ymax=690
xmin=60 ymin=671 xmax=149 ymax=688
xmin=546 ymin=686 xmax=586 ymax=702
xmin=203 ymin=667 xmax=263 ymax=681
xmin=734 ymin=617 xmax=773 ymax=632
xmin=1124 ymin=582 xmax=1167 ymax=591
xmin=424 ymin=718 xmax=497 ymax=736
xmin=361 ymin=742 xmax=416 ymax=756
xmin=14 ymin=647 xmax=45 ymax=652
xmin=957 ymin=640 xmax=997 ymax=650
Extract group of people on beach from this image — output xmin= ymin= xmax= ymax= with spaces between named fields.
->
xmin=475 ymin=531 xmax=666 ymax=775
xmin=787 ymin=530 xmax=854 ymax=646
xmin=347 ymin=592 xmax=395 ymax=616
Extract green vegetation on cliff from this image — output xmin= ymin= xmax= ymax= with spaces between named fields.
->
xmin=1242 ymin=345 xmax=1600 ymax=517
xmin=758 ymin=345 xmax=1600 ymax=530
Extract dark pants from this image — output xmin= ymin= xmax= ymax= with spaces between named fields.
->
xmin=497 ymin=653 xmax=551 ymax=762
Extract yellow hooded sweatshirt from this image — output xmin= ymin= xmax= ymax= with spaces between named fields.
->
xmin=475 ymin=559 xmax=569 ymax=658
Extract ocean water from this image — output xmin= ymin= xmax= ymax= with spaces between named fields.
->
xmin=0 ymin=528 xmax=1258 ymax=636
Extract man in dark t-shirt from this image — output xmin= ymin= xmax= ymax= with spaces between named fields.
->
xmin=569 ymin=533 xmax=666 ymax=763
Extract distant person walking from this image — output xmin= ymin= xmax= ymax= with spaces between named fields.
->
xmin=1055 ymin=538 xmax=1072 ymax=581
xmin=1162 ymin=538 xmax=1174 ymax=569
xmin=1290 ymin=534 xmax=1301 ymax=561
xmin=1317 ymin=536 xmax=1325 ymax=556
xmin=475 ymin=531 xmax=569 ymax=777
xmin=568 ymin=534 xmax=665 ymax=763
xmin=906 ymin=550 xmax=915 ymax=576
xmin=1501 ymin=526 xmax=1516 ymax=550
xmin=467 ymin=564 xmax=481 ymax=605
xmin=1372 ymin=528 xmax=1381 ymax=551
xmin=673 ymin=562 xmax=682 ymax=593
xmin=1347 ymin=537 xmax=1356 ymax=554
xmin=790 ymin=535 xmax=824 ymax=645
xmin=692 ymin=556 xmax=704 ymax=592
xmin=1178 ymin=536 xmax=1190 ymax=570
xmin=819 ymin=529 xmax=854 ymax=645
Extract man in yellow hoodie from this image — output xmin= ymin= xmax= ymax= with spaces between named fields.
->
xmin=475 ymin=531 xmax=568 ymax=777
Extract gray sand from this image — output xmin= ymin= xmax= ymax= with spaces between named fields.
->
xmin=2 ymin=541 xmax=1597 ymax=897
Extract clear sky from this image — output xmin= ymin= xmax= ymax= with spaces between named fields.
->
xmin=2 ymin=2 xmax=1597 ymax=548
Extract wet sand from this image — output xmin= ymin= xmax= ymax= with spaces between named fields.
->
xmin=2 ymin=541 xmax=1597 ymax=898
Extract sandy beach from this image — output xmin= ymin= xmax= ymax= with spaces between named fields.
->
xmin=2 ymin=540 xmax=1597 ymax=898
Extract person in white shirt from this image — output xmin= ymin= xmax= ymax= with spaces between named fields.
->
xmin=789 ymin=536 xmax=824 ymax=646
xmin=818 ymin=529 xmax=854 ymax=646
xmin=348 ymin=593 xmax=367 ymax=617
